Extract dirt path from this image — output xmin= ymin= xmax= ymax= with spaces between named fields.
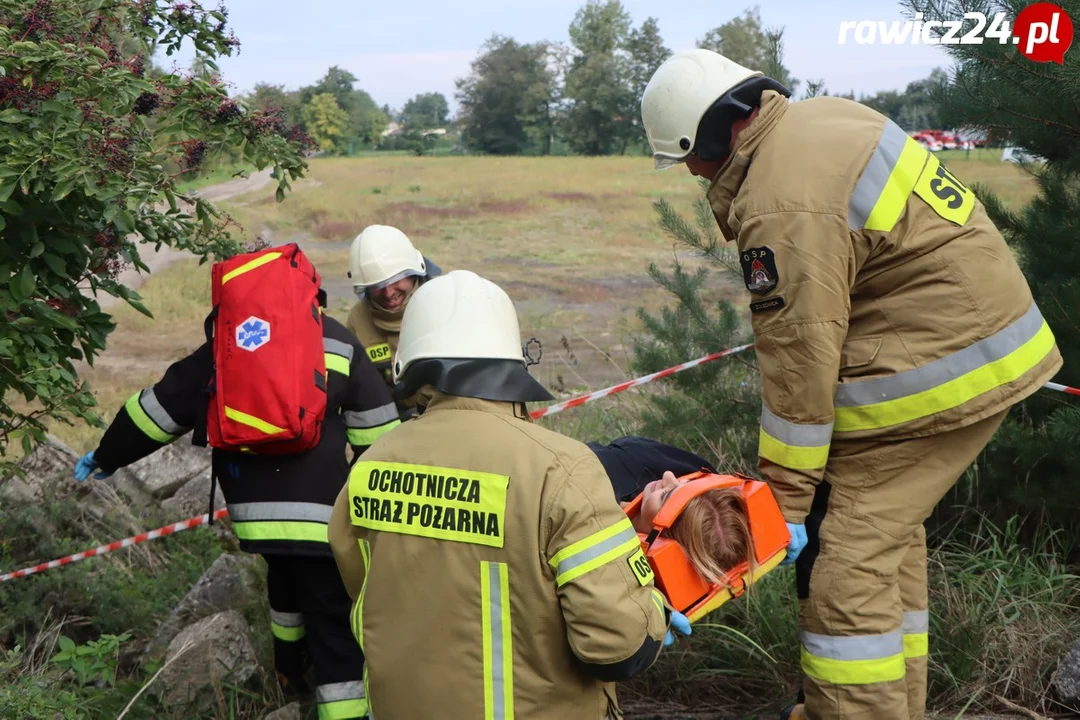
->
xmin=96 ymin=169 xmax=274 ymax=309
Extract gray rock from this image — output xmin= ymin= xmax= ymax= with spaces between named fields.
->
xmin=2 ymin=436 xmax=153 ymax=512
xmin=161 ymin=469 xmax=225 ymax=519
xmin=159 ymin=610 xmax=257 ymax=707
xmin=265 ymin=702 xmax=302 ymax=720
xmin=3 ymin=436 xmax=78 ymax=500
xmin=1053 ymin=638 xmax=1080 ymax=709
xmin=126 ymin=440 xmax=211 ymax=498
xmin=145 ymin=553 xmax=260 ymax=661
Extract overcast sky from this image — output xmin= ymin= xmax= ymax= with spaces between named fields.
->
xmin=165 ymin=0 xmax=952 ymax=113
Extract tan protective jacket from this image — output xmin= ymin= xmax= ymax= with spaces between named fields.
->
xmin=707 ymin=90 xmax=1063 ymax=523
xmin=346 ymin=300 xmax=428 ymax=418
xmin=328 ymin=392 xmax=670 ymax=720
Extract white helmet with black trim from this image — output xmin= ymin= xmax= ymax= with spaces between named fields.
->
xmin=392 ymin=270 xmax=553 ymax=404
xmin=641 ymin=48 xmax=790 ymax=170
xmin=348 ymin=225 xmax=439 ymax=298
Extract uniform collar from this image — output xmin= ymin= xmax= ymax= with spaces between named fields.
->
xmin=706 ymin=90 xmax=790 ymax=241
xmin=423 ymin=391 xmax=533 ymax=421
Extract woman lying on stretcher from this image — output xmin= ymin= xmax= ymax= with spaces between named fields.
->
xmin=588 ymin=436 xmax=790 ymax=620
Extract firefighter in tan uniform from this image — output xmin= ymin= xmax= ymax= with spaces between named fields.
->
xmin=346 ymin=225 xmax=442 ymax=419
xmin=329 ymin=270 xmax=679 ymax=719
xmin=640 ymin=49 xmax=1063 ymax=720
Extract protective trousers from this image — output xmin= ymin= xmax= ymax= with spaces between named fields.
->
xmin=266 ymin=555 xmax=369 ymax=719
xmin=795 ymin=410 xmax=1007 ymax=720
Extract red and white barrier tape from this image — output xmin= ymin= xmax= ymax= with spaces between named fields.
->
xmin=528 ymin=343 xmax=756 ymax=420
xmin=1045 ymin=381 xmax=1080 ymax=397
xmin=2 ymin=342 xmax=1077 ymax=584
xmin=0 ymin=509 xmax=229 ymax=583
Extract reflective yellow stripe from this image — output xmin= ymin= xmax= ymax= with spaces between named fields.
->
xmin=325 ymin=352 xmax=350 ymax=375
xmin=224 ymin=406 xmax=287 ymax=435
xmin=319 ymin=699 xmax=369 ymax=720
xmin=834 ymin=320 xmax=1056 ymax=432
xmin=124 ymin=391 xmax=177 ymax=444
xmin=222 ymin=251 xmax=282 ymax=284
xmin=317 ymin=682 xmax=368 ymax=720
xmin=366 ymin=342 xmax=392 ymax=364
xmin=481 ymin=561 xmax=513 ymax=720
xmin=800 ymin=629 xmax=906 ymax=685
xmin=864 ymin=136 xmax=927 ymax=232
xmin=548 ymin=517 xmax=639 ymax=587
xmin=801 ymin=646 xmax=906 ymax=685
xmin=758 ymin=427 xmax=831 ymax=470
xmin=352 ymin=539 xmax=370 ymax=648
xmin=849 ymin=120 xmax=928 ymax=233
xmin=901 ymin=610 xmax=929 ymax=658
xmin=903 ymin=633 xmax=928 ymax=658
xmin=347 ymin=420 xmax=400 ymax=446
xmin=652 ymin=590 xmax=666 ymax=617
xmin=271 ymin=621 xmax=305 ymax=642
xmin=758 ymin=407 xmax=832 ymax=470
xmin=231 ymin=520 xmax=329 ymax=543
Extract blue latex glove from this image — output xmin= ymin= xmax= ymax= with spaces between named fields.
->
xmin=780 ymin=522 xmax=807 ymax=565
xmin=73 ymin=451 xmax=111 ymax=482
xmin=663 ymin=610 xmax=692 ymax=647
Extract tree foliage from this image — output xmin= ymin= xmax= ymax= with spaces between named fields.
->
xmin=561 ymin=0 xmax=667 ymax=155
xmin=301 ymin=92 xmax=349 ymax=154
xmin=455 ymin=35 xmax=555 ymax=155
xmin=631 ymin=188 xmax=761 ymax=470
xmin=697 ymin=6 xmax=798 ymax=93
xmin=299 ymin=66 xmax=388 ymax=152
xmin=400 ymin=91 xmax=449 ymax=130
xmin=0 ymin=0 xmax=314 ymax=474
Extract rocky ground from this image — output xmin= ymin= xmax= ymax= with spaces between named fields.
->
xmin=4 ymin=437 xmax=1079 ymax=718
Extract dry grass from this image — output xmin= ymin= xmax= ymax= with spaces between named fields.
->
xmin=40 ymin=153 xmax=1038 ymax=453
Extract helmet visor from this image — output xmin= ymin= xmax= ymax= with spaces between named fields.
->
xmin=354 ymin=268 xmax=423 ymax=298
xmin=654 ymin=154 xmax=687 ymax=170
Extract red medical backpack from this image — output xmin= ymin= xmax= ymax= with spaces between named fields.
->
xmin=199 ymin=243 xmax=328 ymax=455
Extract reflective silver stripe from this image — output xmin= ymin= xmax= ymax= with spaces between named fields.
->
xmin=760 ymin=406 xmax=833 ymax=447
xmin=800 ymin=629 xmax=904 ymax=660
xmin=902 ymin=610 xmax=929 ymax=634
xmin=847 ymin=119 xmax=913 ymax=230
xmin=226 ymin=501 xmax=333 ymax=524
xmin=140 ymin=387 xmax=187 ymax=434
xmin=344 ymin=403 xmax=400 ymax=429
xmin=270 ymin=610 xmax=303 ymax=628
xmin=835 ymin=303 xmax=1045 ymax=407
xmin=323 ymin=337 xmax=354 ymax=362
xmin=317 ymin=680 xmax=366 ymax=703
xmin=552 ymin=523 xmax=638 ymax=581
xmin=487 ymin=562 xmax=507 ymax=720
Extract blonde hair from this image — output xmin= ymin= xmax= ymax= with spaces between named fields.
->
xmin=667 ymin=486 xmax=756 ymax=589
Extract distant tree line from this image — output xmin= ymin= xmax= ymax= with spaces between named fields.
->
xmin=233 ymin=3 xmax=950 ymax=158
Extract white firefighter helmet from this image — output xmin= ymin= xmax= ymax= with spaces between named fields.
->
xmin=348 ymin=224 xmax=427 ymax=295
xmin=392 ymin=270 xmax=553 ymax=403
xmin=641 ymin=48 xmax=763 ymax=170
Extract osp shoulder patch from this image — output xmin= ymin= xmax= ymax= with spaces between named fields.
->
xmin=750 ymin=296 xmax=785 ymax=314
xmin=740 ymin=247 xmax=778 ymax=296
xmin=627 ymin=547 xmax=655 ymax=587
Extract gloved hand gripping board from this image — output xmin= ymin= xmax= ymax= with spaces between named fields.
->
xmin=623 ymin=472 xmax=790 ymax=623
